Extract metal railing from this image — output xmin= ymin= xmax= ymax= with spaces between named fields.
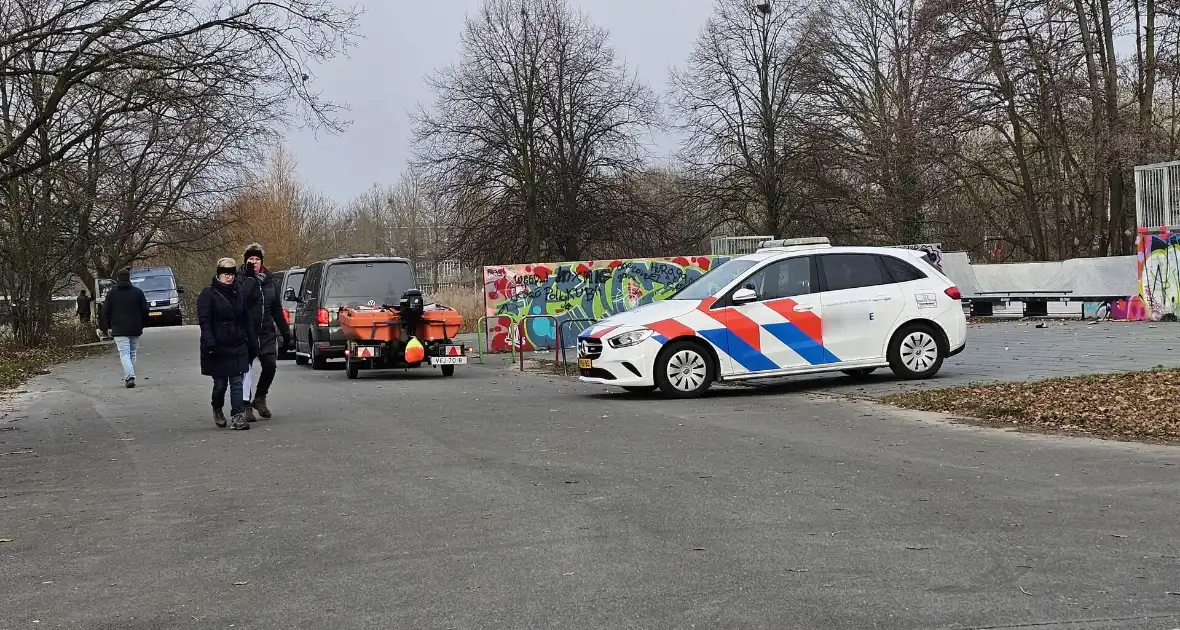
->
xmin=556 ymin=318 xmax=597 ymax=374
xmin=474 ymin=315 xmax=492 ymax=363
xmin=514 ymin=314 xmax=558 ymax=371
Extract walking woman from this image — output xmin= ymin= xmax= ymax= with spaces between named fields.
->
xmin=238 ymin=243 xmax=290 ymax=421
xmin=197 ymin=258 xmax=258 ymax=430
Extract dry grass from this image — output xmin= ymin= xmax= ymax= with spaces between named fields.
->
xmin=883 ymin=368 xmax=1180 ymax=444
xmin=426 ymin=287 xmax=484 ymax=334
xmin=0 ymin=313 xmax=109 ymax=393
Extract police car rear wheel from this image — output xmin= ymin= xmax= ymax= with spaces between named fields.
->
xmin=655 ymin=341 xmax=713 ymax=398
xmin=888 ymin=323 xmax=944 ymax=380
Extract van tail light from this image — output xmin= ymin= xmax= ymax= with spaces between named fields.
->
xmin=316 ymin=308 xmax=330 ymax=326
xmin=945 ymin=286 xmax=961 ymax=300
xmin=283 ymin=309 xmax=292 ymax=324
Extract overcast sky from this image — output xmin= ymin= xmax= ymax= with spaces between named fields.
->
xmin=282 ymin=0 xmax=716 ymax=203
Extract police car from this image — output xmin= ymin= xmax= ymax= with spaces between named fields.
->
xmin=576 ymin=237 xmax=967 ymax=397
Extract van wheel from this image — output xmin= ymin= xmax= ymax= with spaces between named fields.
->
xmin=311 ymin=343 xmax=327 ymax=370
xmin=888 ymin=323 xmax=944 ymax=380
xmin=654 ymin=340 xmax=714 ymax=398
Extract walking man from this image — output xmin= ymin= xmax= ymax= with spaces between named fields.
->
xmin=238 ymin=243 xmax=291 ymax=420
xmin=76 ymin=289 xmax=92 ymax=325
xmin=103 ymin=268 xmax=149 ymax=388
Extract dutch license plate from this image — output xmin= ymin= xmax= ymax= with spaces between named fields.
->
xmin=430 ymin=356 xmax=467 ymax=365
xmin=148 ymin=311 xmax=161 ymax=317
xmin=578 ymin=358 xmax=592 ymax=369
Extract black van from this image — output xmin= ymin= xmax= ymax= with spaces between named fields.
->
xmin=130 ymin=266 xmax=184 ymax=326
xmin=286 ymin=254 xmax=418 ymax=369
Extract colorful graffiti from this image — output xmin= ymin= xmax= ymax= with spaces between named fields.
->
xmin=1139 ymin=231 xmax=1180 ymax=321
xmin=1082 ymin=296 xmax=1148 ymax=320
xmin=483 ymin=256 xmax=729 ymax=352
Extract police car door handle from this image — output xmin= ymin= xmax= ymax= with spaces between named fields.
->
xmin=793 ymin=304 xmax=814 ymax=312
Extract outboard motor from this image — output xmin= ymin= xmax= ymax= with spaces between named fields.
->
xmin=397 ymin=289 xmax=425 ymax=335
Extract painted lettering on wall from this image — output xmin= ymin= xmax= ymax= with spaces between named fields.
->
xmin=483 ymin=256 xmax=728 ymax=352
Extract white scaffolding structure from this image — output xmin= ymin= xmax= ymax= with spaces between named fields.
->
xmin=1134 ymin=160 xmax=1180 ymax=232
xmin=710 ymin=235 xmax=773 ymax=256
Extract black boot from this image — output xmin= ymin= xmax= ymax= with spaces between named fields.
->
xmin=253 ymin=396 xmax=271 ymax=419
xmin=212 ymin=406 xmax=227 ymax=428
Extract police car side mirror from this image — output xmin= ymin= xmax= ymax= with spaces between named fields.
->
xmin=732 ymin=287 xmax=759 ymax=304
xmin=177 ymin=286 xmax=185 ymax=294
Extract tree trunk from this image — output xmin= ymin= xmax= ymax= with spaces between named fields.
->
xmin=1100 ymin=0 xmax=1122 ymax=255
xmin=1074 ymin=0 xmax=1108 ymax=255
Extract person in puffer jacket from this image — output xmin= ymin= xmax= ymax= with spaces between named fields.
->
xmin=237 ymin=242 xmax=291 ymax=421
xmin=197 ymin=258 xmax=256 ymax=430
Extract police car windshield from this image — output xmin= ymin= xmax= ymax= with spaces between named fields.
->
xmin=668 ymin=259 xmax=759 ymax=300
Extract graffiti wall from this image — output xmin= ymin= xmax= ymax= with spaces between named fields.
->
xmin=1140 ymin=232 xmax=1180 ymax=321
xmin=483 ymin=256 xmax=729 ymax=352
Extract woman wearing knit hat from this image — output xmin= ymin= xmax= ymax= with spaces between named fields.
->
xmin=196 ymin=258 xmax=257 ymax=429
xmin=237 ymin=242 xmax=291 ymax=420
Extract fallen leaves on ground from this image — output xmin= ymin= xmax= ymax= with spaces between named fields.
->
xmin=883 ymin=369 xmax=1180 ymax=443
xmin=0 ymin=343 xmax=110 ymax=392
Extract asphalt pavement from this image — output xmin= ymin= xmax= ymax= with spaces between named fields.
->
xmin=2 ymin=325 xmax=1179 ymax=629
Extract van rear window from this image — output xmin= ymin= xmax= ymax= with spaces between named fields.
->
xmin=284 ymin=272 xmax=304 ymax=299
xmin=323 ymin=262 xmax=416 ymax=303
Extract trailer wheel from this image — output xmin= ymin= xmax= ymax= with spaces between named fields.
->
xmin=346 ymin=354 xmax=359 ymax=379
xmin=441 ymin=365 xmax=455 ymax=377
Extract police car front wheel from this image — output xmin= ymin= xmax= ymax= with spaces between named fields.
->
xmin=655 ymin=340 xmax=714 ymax=398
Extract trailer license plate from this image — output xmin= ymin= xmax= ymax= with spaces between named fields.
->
xmin=430 ymin=356 xmax=467 ymax=365
xmin=578 ymin=358 xmax=591 ymax=369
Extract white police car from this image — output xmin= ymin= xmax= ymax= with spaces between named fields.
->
xmin=576 ymin=237 xmax=967 ymax=397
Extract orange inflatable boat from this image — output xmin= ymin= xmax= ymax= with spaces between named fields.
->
xmin=338 ymin=304 xmax=464 ymax=343
xmin=336 ymin=289 xmax=467 ymax=379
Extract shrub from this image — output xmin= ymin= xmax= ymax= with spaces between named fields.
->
xmin=426 ymin=286 xmax=484 ymax=334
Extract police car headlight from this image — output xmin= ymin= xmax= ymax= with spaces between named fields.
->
xmin=608 ymin=329 xmax=654 ymax=348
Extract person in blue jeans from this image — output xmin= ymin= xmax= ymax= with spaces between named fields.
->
xmin=102 ymin=267 xmax=149 ymax=388
xmin=196 ymin=258 xmax=258 ymax=430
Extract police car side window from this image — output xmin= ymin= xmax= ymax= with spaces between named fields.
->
xmin=879 ymin=255 xmax=927 ymax=283
xmin=819 ymin=254 xmax=886 ymax=291
xmin=739 ymin=257 xmax=812 ymax=301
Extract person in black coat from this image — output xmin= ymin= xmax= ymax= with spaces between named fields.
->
xmin=197 ymin=258 xmax=257 ymax=430
xmin=76 ymin=289 xmax=92 ymax=325
xmin=103 ymin=268 xmax=150 ymax=388
xmin=237 ymin=242 xmax=291 ymax=421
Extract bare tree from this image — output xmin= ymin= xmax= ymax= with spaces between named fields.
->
xmin=669 ymin=0 xmax=822 ymax=239
xmin=802 ymin=0 xmax=967 ymax=244
xmin=0 ymin=0 xmax=360 ymax=187
xmin=411 ymin=0 xmax=659 ymax=265
xmin=0 ymin=0 xmax=359 ymax=345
